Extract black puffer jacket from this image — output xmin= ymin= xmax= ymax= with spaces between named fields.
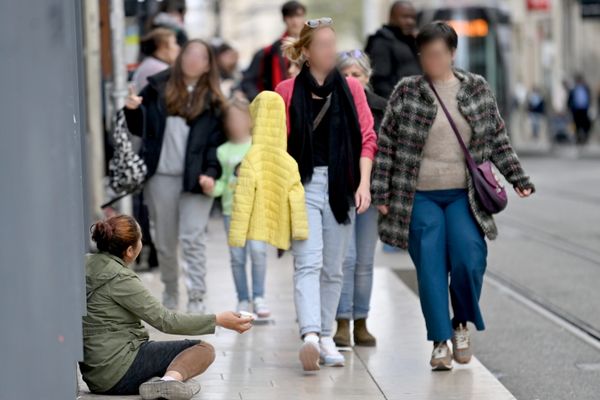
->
xmin=124 ymin=69 xmax=225 ymax=194
xmin=365 ymin=25 xmax=421 ymax=99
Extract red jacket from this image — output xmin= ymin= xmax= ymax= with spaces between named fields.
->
xmin=274 ymin=76 xmax=378 ymax=160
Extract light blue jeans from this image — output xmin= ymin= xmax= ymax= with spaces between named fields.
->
xmin=223 ymin=215 xmax=267 ymax=302
xmin=292 ymin=167 xmax=355 ymax=337
xmin=337 ymin=206 xmax=378 ymax=320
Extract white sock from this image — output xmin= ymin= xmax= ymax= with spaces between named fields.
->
xmin=161 ymin=376 xmax=177 ymax=381
xmin=303 ymin=333 xmax=319 ymax=344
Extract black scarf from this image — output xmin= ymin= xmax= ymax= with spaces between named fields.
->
xmin=288 ymin=64 xmax=362 ymax=224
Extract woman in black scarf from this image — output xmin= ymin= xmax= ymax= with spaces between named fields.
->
xmin=275 ymin=17 xmax=377 ymax=372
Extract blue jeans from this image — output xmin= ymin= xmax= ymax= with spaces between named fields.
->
xmin=292 ymin=167 xmax=355 ymax=337
xmin=337 ymin=206 xmax=378 ymax=320
xmin=408 ymin=189 xmax=487 ymax=342
xmin=223 ymin=216 xmax=267 ymax=302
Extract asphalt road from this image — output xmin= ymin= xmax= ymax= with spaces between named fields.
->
xmin=381 ymin=156 xmax=600 ymax=399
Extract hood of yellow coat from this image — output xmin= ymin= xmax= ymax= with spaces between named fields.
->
xmin=249 ymin=91 xmax=287 ymax=150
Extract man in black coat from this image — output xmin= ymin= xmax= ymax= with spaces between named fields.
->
xmin=365 ymin=1 xmax=421 ymax=99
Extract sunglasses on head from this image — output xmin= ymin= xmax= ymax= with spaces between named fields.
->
xmin=306 ymin=17 xmax=333 ymax=28
xmin=339 ymin=49 xmax=364 ymax=60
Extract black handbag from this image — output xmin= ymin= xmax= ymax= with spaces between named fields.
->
xmin=102 ymin=109 xmax=147 ymax=208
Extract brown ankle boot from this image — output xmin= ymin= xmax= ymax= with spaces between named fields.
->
xmin=353 ymin=318 xmax=376 ymax=346
xmin=333 ymin=319 xmax=351 ymax=347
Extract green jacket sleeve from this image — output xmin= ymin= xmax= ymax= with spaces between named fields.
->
xmin=109 ymin=271 xmax=216 ymax=335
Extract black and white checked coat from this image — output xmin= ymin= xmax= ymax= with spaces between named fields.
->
xmin=371 ymin=69 xmax=535 ymax=249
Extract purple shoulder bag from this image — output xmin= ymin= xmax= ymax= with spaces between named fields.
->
xmin=427 ymin=79 xmax=508 ymax=214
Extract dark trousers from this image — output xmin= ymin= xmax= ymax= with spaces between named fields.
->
xmin=408 ymin=189 xmax=487 ymax=342
xmin=572 ymin=109 xmax=591 ymax=144
xmin=104 ymin=340 xmax=214 ymax=396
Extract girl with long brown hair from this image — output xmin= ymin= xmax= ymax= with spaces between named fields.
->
xmin=124 ymin=39 xmax=226 ymax=314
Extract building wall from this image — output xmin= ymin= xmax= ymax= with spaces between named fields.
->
xmin=0 ymin=0 xmax=87 ymax=399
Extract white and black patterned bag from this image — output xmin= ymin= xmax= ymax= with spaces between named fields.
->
xmin=107 ymin=109 xmax=147 ymax=197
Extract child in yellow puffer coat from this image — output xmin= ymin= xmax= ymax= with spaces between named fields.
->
xmin=228 ymin=91 xmax=308 ymax=250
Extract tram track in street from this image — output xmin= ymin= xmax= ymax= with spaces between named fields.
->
xmin=488 ymin=204 xmax=600 ymax=351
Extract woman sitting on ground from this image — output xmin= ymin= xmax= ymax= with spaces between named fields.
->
xmin=80 ymin=214 xmax=253 ymax=400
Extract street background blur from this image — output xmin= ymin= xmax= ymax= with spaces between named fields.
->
xmin=1 ymin=1 xmax=600 ymax=399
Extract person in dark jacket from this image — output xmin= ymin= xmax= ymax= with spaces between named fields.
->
xmin=240 ymin=1 xmax=306 ymax=100
xmin=124 ymin=39 xmax=226 ymax=315
xmin=568 ymin=74 xmax=592 ymax=144
xmin=372 ymin=22 xmax=535 ymax=371
xmin=333 ymin=49 xmax=385 ymax=349
xmin=365 ymin=1 xmax=421 ymax=99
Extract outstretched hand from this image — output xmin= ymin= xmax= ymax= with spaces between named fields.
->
xmin=216 ymin=311 xmax=253 ymax=333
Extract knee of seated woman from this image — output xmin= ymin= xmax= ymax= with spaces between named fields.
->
xmin=196 ymin=341 xmax=216 ymax=363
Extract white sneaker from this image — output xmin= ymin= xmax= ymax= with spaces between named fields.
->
xmin=299 ymin=335 xmax=320 ymax=371
xmin=452 ymin=324 xmax=472 ymax=364
xmin=162 ymin=292 xmax=179 ymax=311
xmin=430 ymin=341 xmax=453 ymax=371
xmin=319 ymin=336 xmax=345 ymax=367
xmin=187 ymin=299 xmax=206 ymax=314
xmin=237 ymin=300 xmax=250 ymax=313
xmin=253 ymin=297 xmax=271 ymax=318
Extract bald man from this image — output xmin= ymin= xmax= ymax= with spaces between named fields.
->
xmin=365 ymin=1 xmax=421 ymax=98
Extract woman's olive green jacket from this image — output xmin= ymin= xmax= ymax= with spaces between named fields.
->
xmin=80 ymin=252 xmax=216 ymax=393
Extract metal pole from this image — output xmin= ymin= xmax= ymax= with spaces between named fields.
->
xmin=83 ymin=0 xmax=105 ymax=223
xmin=110 ymin=0 xmax=132 ymax=215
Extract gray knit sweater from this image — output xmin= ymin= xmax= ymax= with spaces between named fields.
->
xmin=417 ymin=75 xmax=472 ymax=190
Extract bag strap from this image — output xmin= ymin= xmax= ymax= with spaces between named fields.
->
xmin=426 ymin=79 xmax=478 ymax=171
xmin=313 ymin=94 xmax=332 ymax=130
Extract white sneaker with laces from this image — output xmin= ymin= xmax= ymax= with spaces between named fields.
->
xmin=430 ymin=341 xmax=453 ymax=371
xmin=299 ymin=335 xmax=320 ymax=371
xmin=253 ymin=297 xmax=271 ymax=318
xmin=319 ymin=336 xmax=345 ymax=367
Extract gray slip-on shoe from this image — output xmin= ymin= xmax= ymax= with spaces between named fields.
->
xmin=139 ymin=378 xmax=201 ymax=400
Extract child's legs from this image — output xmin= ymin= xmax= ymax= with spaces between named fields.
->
xmin=248 ymin=240 xmax=267 ymax=299
xmin=224 ymin=216 xmax=250 ymax=302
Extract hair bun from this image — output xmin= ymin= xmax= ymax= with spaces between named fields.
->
xmin=92 ymin=221 xmax=113 ymax=243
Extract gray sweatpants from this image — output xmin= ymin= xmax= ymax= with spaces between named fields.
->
xmin=145 ymin=174 xmax=214 ymax=300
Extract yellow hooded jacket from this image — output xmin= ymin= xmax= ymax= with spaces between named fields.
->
xmin=228 ymin=91 xmax=308 ymax=249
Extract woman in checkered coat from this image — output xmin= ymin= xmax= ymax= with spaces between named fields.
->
xmin=371 ymin=22 xmax=535 ymax=370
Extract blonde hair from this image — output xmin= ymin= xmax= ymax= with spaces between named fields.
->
xmin=282 ymin=23 xmax=335 ymax=65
